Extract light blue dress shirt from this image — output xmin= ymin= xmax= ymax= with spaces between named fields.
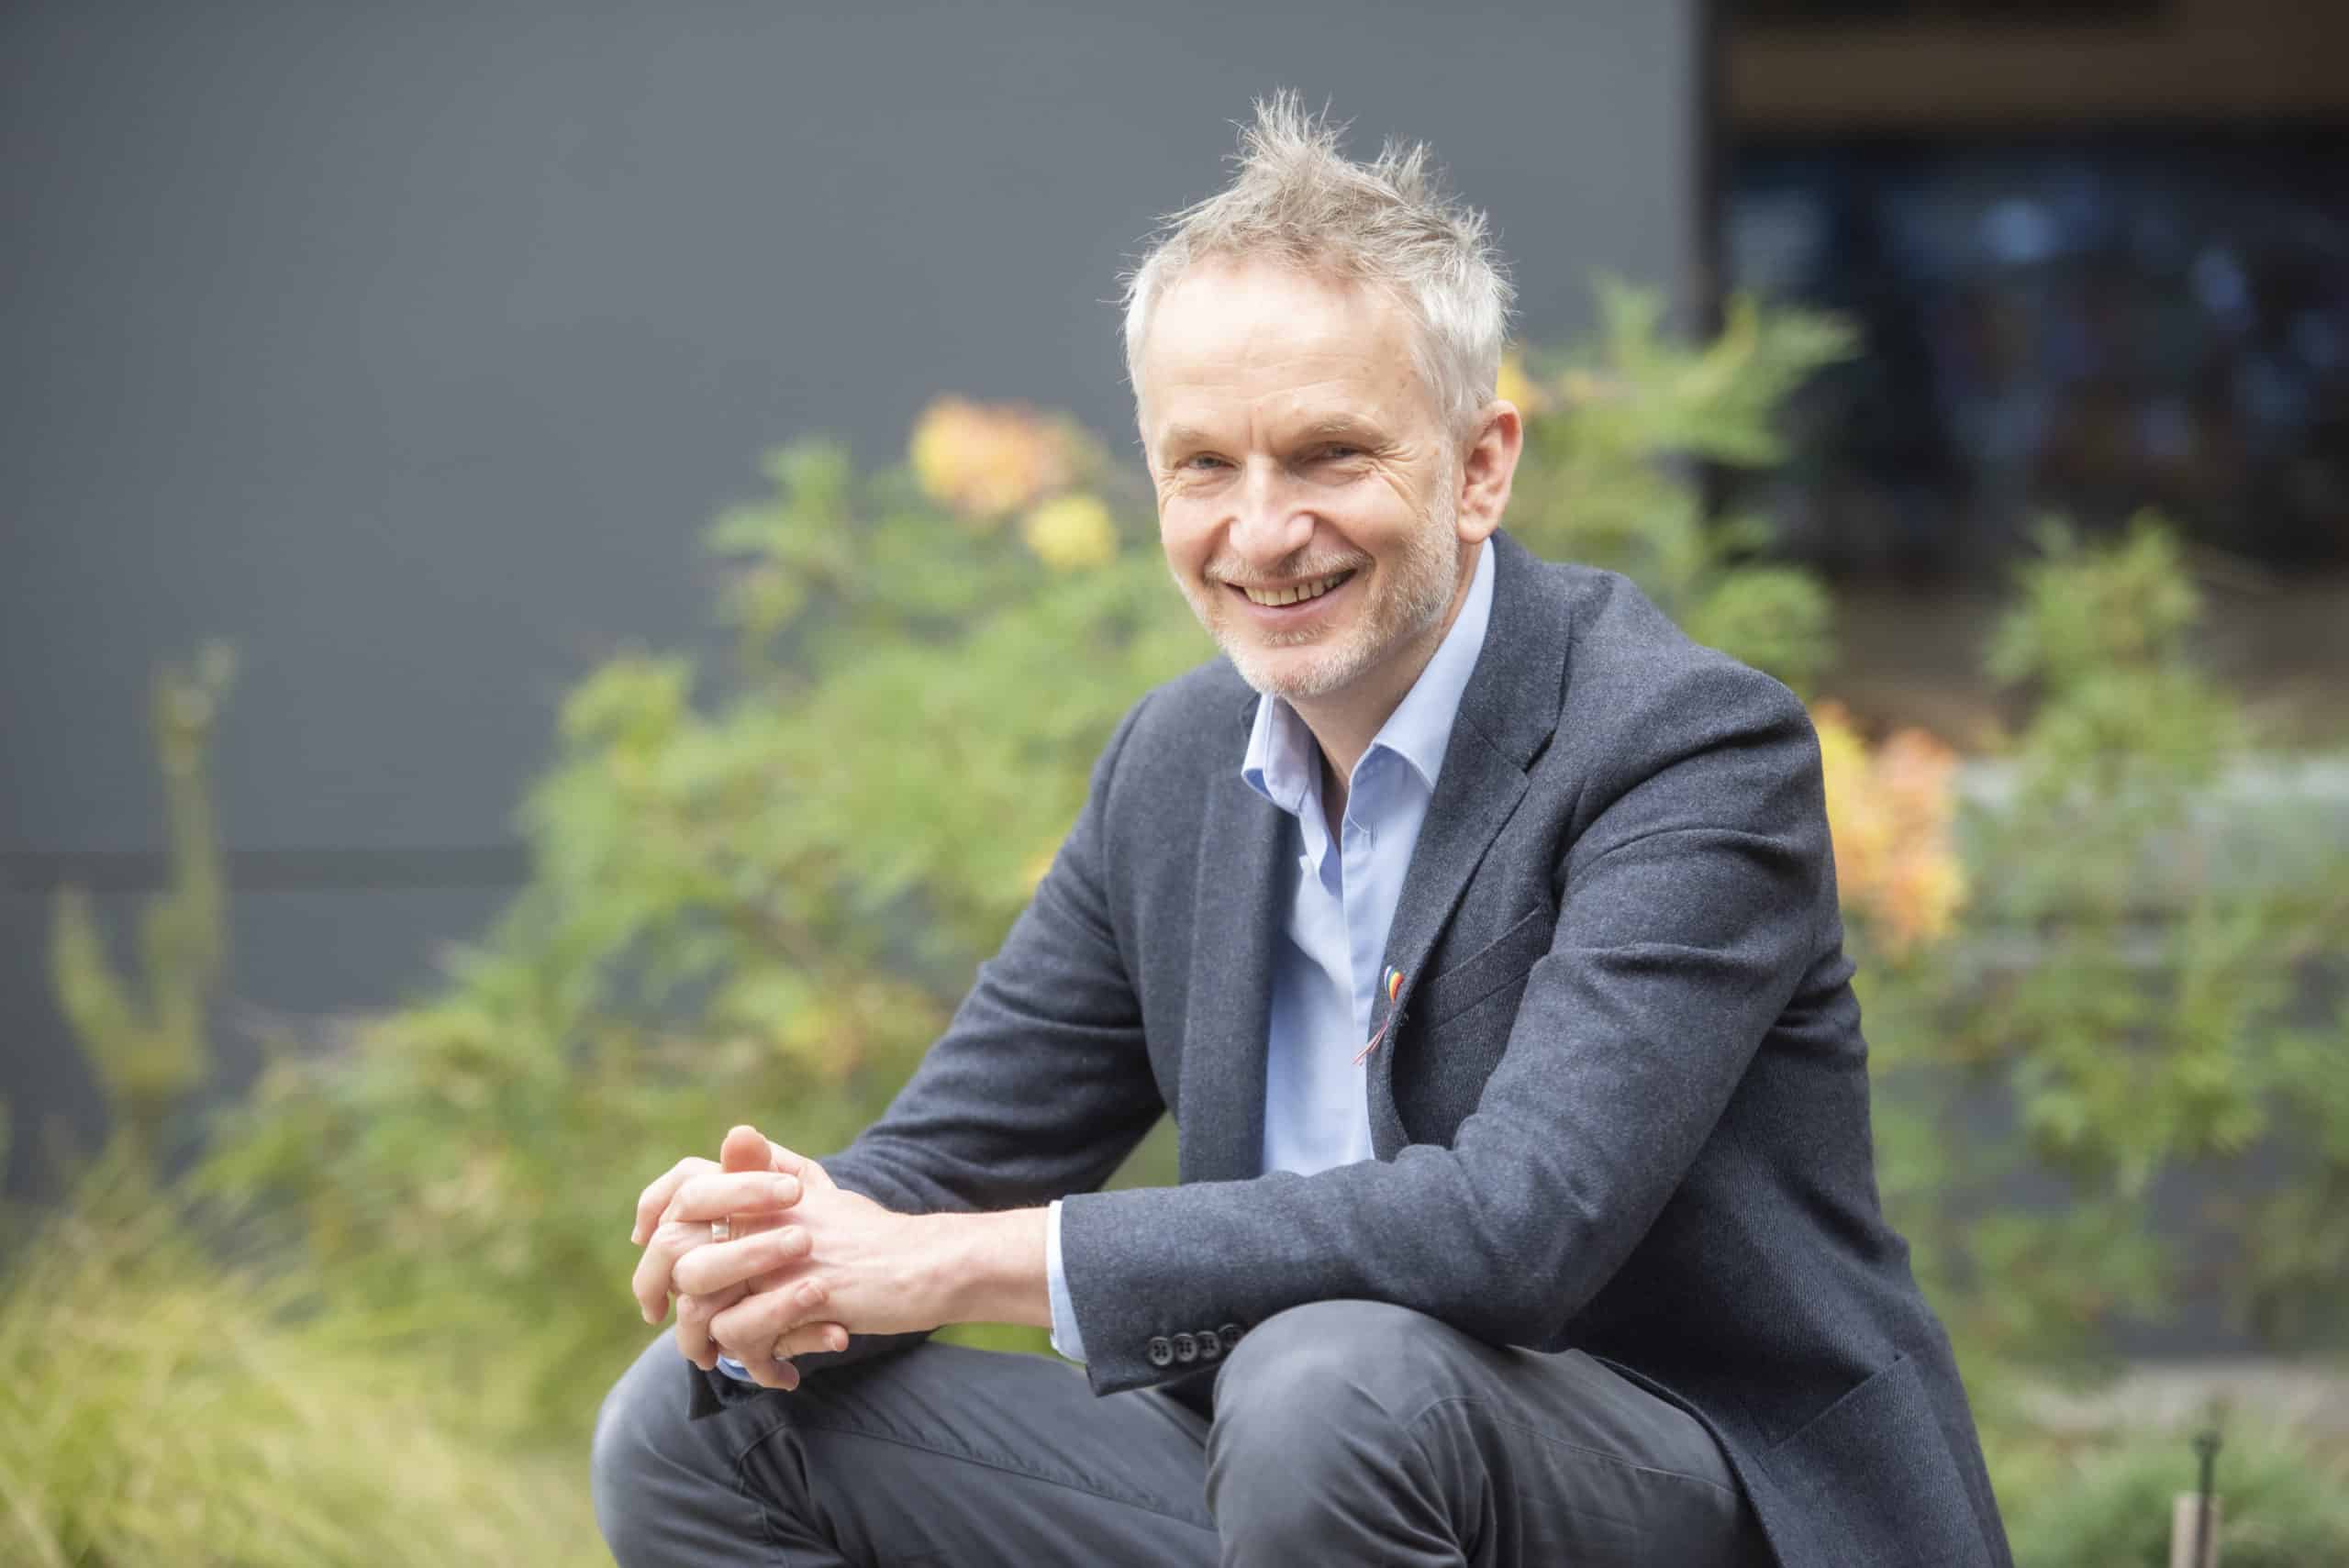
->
xmin=1045 ymin=539 xmax=1496 ymax=1363
xmin=722 ymin=543 xmax=1495 ymax=1380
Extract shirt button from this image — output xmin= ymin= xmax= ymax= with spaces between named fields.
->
xmin=1146 ymin=1336 xmax=1175 ymax=1368
xmin=1173 ymin=1331 xmax=1198 ymax=1363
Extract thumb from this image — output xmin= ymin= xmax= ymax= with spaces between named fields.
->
xmin=766 ymin=1140 xmax=831 ymax=1189
xmin=719 ymin=1124 xmax=773 ymax=1174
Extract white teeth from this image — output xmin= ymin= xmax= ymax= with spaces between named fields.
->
xmin=1241 ymin=572 xmax=1349 ymax=607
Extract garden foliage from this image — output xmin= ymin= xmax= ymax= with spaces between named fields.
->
xmin=1850 ymin=520 xmax=2349 ymax=1382
xmin=48 ymin=644 xmax=238 ymax=1158
xmin=0 ymin=1154 xmax=596 ymax=1567
xmin=13 ymin=282 xmax=2348 ymax=1562
xmin=1994 ymin=1424 xmax=2349 ymax=1568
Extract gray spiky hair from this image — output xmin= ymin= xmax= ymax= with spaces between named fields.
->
xmin=1121 ymin=90 xmax=1516 ymax=439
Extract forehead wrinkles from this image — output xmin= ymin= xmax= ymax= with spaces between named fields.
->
xmin=1146 ymin=347 xmax=1419 ymax=454
xmin=1141 ymin=265 xmax=1422 ymax=409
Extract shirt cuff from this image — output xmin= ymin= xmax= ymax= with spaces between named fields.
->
xmin=716 ymin=1354 xmax=754 ymax=1382
xmin=1045 ymin=1198 xmax=1088 ymax=1364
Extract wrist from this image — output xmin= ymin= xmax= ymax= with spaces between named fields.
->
xmin=923 ymin=1208 xmax=1052 ymax=1330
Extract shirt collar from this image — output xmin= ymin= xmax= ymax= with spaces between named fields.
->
xmin=1241 ymin=535 xmax=1497 ymax=810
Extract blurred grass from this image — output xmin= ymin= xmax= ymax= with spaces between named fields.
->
xmin=0 ymin=1153 xmax=605 ymax=1568
xmin=1990 ymin=1424 xmax=2349 ymax=1567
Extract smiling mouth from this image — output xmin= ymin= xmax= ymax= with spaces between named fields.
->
xmin=1230 ymin=569 xmax=1356 ymax=608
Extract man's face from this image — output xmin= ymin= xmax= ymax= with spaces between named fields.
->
xmin=1135 ymin=260 xmax=1475 ymax=706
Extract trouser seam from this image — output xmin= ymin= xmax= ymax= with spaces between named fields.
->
xmin=1406 ymin=1393 xmax=1746 ymax=1501
xmin=732 ymin=1407 xmax=1219 ymax=1537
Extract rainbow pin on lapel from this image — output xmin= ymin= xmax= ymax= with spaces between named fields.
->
xmin=1354 ymin=967 xmax=1406 ymax=1064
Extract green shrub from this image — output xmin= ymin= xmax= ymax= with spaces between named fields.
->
xmin=1502 ymin=281 xmax=1854 ymax=695
xmin=48 ymin=645 xmax=237 ymax=1157
xmin=1858 ymin=519 xmax=2349 ymax=1382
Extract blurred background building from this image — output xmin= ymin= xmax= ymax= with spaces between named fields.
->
xmin=1 ymin=1 xmax=1703 ymax=1194
xmin=5 ymin=0 xmax=2344 ymax=1293
xmin=1721 ymin=0 xmax=2348 ymax=740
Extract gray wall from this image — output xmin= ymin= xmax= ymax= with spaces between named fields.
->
xmin=0 ymin=0 xmax=1702 ymax=1192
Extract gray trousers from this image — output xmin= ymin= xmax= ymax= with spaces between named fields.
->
xmin=592 ymin=1299 xmax=1770 ymax=1567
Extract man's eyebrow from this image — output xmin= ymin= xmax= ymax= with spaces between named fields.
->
xmin=1153 ymin=416 xmax=1386 ymax=454
xmin=1290 ymin=415 xmax=1386 ymax=445
xmin=1156 ymin=423 xmax=1217 ymax=454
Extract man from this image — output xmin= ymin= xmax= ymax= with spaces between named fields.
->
xmin=592 ymin=94 xmax=2011 ymax=1567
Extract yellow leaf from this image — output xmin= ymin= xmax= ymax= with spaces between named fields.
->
xmin=1020 ymin=495 xmax=1119 ymax=573
xmin=908 ymin=396 xmax=1076 ymax=521
xmin=1811 ymin=701 xmax=1967 ymax=959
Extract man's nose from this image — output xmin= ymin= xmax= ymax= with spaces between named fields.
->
xmin=1227 ymin=462 xmax=1314 ymax=565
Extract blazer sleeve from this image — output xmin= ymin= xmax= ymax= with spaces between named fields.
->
xmin=740 ymin=691 xmax=1170 ymax=1390
xmin=1056 ymin=662 xmax=1831 ymax=1394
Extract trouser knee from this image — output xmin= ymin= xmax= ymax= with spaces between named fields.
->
xmin=1206 ymin=1301 xmax=1452 ymax=1543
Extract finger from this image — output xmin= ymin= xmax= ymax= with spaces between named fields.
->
xmin=769 ymin=1320 xmax=852 ymax=1361
xmin=709 ymin=1275 xmax=835 ymax=1362
xmin=660 ymin=1171 xmax=803 ymax=1225
xmin=674 ymin=1282 xmax=749 ymax=1371
xmin=744 ymin=1353 xmax=802 ymax=1393
xmin=632 ymin=1213 xmax=785 ymax=1324
xmin=631 ymin=1233 xmax=683 ymax=1325
xmin=672 ymin=1224 xmax=812 ymax=1298
xmin=735 ymin=1127 xmax=823 ymax=1186
xmin=763 ymin=1140 xmax=832 ymax=1191
xmin=632 ymin=1156 xmax=718 ymax=1247
xmin=728 ymin=1320 xmax=848 ymax=1390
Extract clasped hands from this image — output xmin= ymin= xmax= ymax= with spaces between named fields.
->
xmin=629 ymin=1124 xmax=933 ymax=1391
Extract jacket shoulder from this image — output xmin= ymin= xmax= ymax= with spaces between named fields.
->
xmin=1550 ymin=561 xmax=1810 ymax=752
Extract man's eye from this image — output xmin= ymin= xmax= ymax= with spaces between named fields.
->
xmin=1182 ymin=454 xmax=1228 ymax=471
xmin=1316 ymin=445 xmax=1363 ymax=462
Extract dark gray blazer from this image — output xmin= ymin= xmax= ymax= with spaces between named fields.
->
xmin=696 ymin=530 xmax=2011 ymax=1568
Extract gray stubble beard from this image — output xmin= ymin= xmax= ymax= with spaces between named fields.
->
xmin=1186 ymin=483 xmax=1463 ymax=704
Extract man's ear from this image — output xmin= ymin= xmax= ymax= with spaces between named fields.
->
xmin=1456 ymin=400 xmax=1524 ymax=543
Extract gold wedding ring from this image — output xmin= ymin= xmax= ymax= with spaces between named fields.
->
xmin=710 ymin=1216 xmax=732 ymax=1243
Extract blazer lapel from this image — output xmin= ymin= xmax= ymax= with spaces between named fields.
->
xmin=1366 ymin=532 xmax=1571 ymax=1155
xmin=1177 ymin=695 xmax=1287 ymax=1184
